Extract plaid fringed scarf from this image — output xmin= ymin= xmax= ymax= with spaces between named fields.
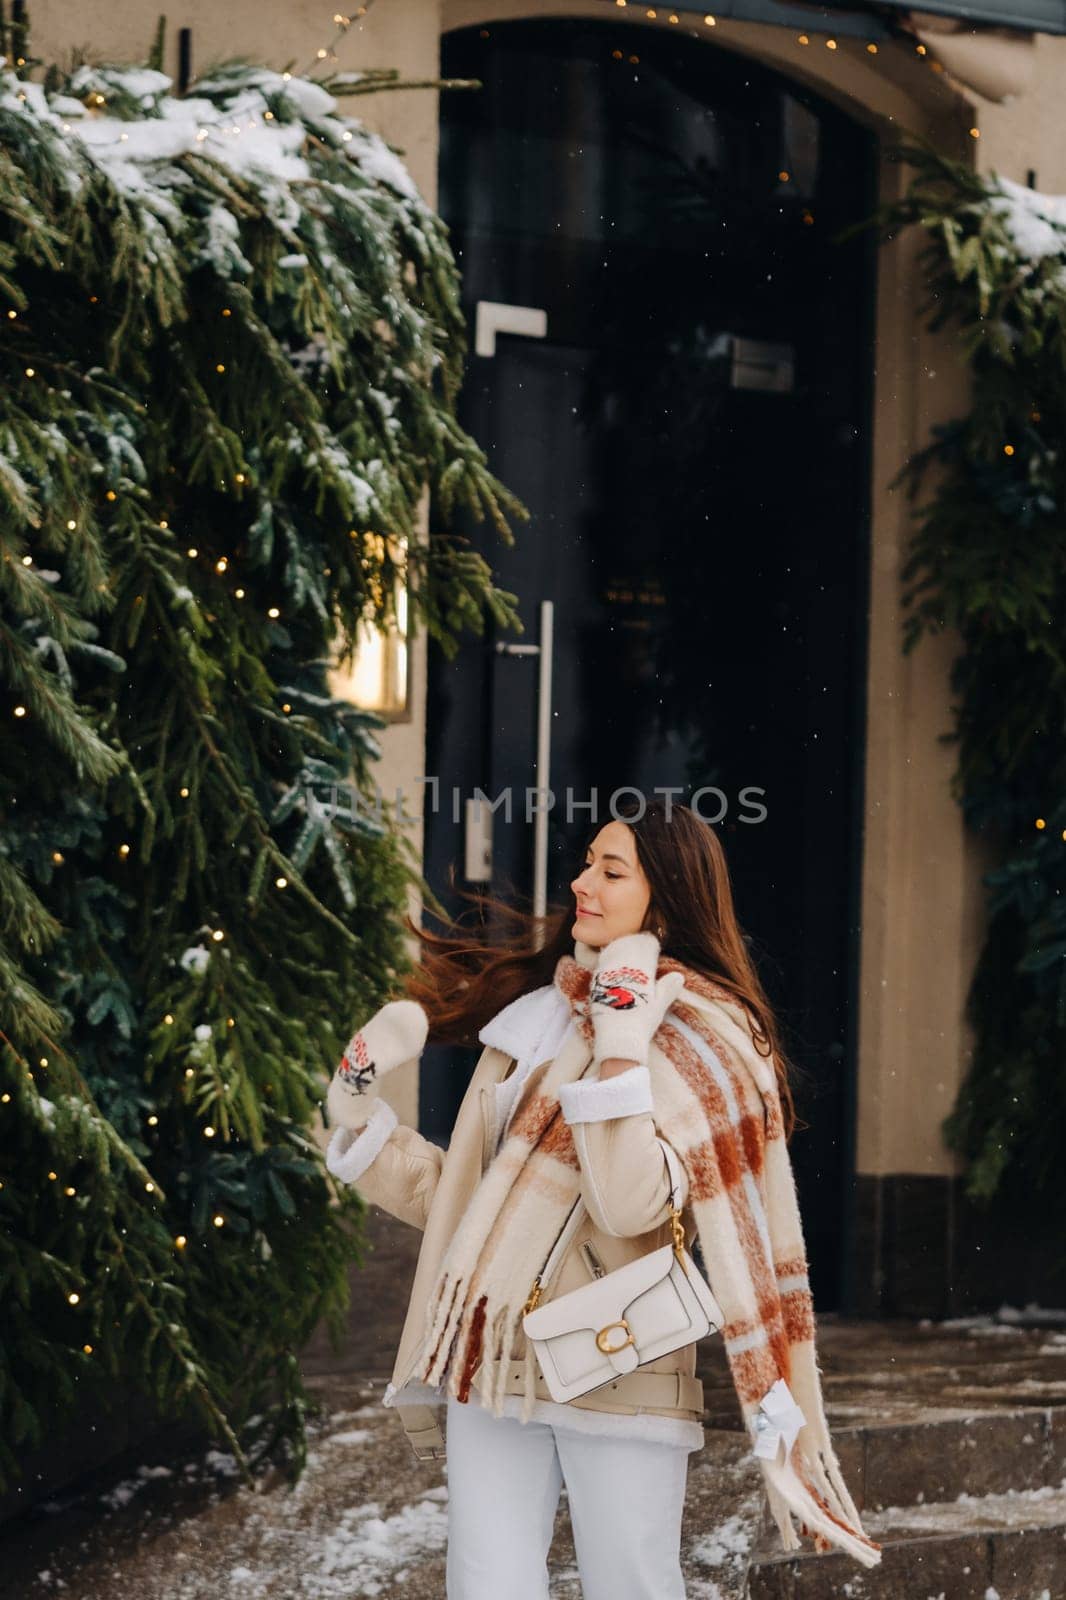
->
xmin=413 ymin=950 xmax=882 ymax=1570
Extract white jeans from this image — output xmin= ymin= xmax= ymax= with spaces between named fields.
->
xmin=444 ymin=1394 xmax=690 ymax=1599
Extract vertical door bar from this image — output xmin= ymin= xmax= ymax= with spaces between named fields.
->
xmin=533 ymin=600 xmax=554 ymax=936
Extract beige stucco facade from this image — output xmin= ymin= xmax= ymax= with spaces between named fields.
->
xmin=32 ymin=2 xmax=1065 ymax=1178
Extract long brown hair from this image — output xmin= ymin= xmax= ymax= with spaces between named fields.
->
xmin=402 ymin=797 xmax=803 ymax=1141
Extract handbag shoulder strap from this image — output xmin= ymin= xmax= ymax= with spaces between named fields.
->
xmin=535 ymin=1136 xmax=686 ymax=1290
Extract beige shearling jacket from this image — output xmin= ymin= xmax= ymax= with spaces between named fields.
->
xmin=326 ymin=1021 xmax=707 ymax=1459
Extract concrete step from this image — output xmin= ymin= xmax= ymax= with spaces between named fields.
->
xmin=826 ymin=1404 xmax=1066 ymax=1512
xmin=748 ymin=1478 xmax=1066 ymax=1598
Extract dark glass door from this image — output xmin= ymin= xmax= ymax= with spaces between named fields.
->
xmin=423 ymin=16 xmax=877 ymax=1309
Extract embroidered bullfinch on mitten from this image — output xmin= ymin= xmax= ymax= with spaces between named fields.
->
xmin=588 ymin=932 xmax=685 ymax=1067
xmin=326 ymin=999 xmax=429 ymax=1130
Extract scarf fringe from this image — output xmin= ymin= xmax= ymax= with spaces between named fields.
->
xmin=419 ymin=1268 xmax=468 ymax=1387
xmin=758 ymin=1442 xmax=881 ymax=1569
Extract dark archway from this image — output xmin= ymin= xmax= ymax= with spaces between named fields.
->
xmin=423 ymin=15 xmax=877 ymax=1309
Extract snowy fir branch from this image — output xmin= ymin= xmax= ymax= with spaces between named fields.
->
xmin=853 ymin=137 xmax=1066 ymax=1240
xmin=0 ymin=38 xmax=526 ymax=1494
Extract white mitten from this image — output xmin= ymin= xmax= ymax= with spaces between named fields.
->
xmin=326 ymin=999 xmax=429 ymax=1130
xmin=588 ymin=933 xmax=685 ymax=1067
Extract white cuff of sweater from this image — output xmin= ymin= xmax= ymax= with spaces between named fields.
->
xmin=558 ymin=1064 xmax=654 ymax=1123
xmin=325 ymin=1098 xmax=398 ymax=1184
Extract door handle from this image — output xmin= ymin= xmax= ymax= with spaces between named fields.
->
xmin=475 ymin=300 xmax=548 ymax=358
xmin=495 ymin=600 xmax=554 ymax=936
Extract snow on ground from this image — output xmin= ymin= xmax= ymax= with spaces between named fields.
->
xmin=11 ymin=1381 xmax=761 ymax=1600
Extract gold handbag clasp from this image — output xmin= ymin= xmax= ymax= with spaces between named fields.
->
xmin=595 ymin=1319 xmax=634 ymax=1354
xmin=670 ymin=1205 xmax=689 ymax=1278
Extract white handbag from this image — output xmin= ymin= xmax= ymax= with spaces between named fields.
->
xmin=521 ymin=1140 xmax=724 ymax=1404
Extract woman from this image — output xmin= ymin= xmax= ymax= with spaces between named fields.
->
xmin=325 ymin=798 xmax=881 ymax=1596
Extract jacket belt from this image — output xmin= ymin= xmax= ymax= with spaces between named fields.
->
xmin=396 ymin=1365 xmax=705 ymax=1462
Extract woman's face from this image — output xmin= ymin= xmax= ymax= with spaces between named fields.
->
xmin=569 ymin=821 xmax=653 ymax=948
